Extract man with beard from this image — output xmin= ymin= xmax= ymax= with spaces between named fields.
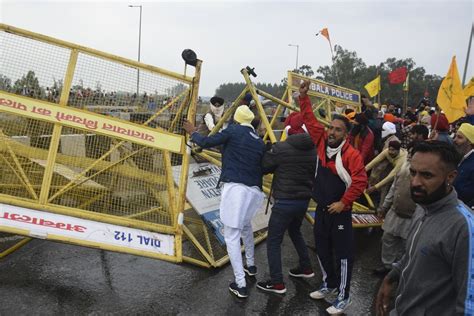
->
xmin=183 ymin=105 xmax=265 ymax=299
xmin=197 ymin=96 xmax=225 ymax=136
xmin=375 ymin=141 xmax=473 ymax=315
xmin=298 ymin=81 xmax=368 ymax=314
xmin=408 ymin=124 xmax=429 ymax=143
xmin=348 ymin=113 xmax=375 ymax=165
xmin=453 ymin=123 xmax=474 ymax=208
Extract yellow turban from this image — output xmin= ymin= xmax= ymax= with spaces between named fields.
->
xmin=233 ymin=105 xmax=254 ymax=125
xmin=458 ymin=123 xmax=474 ymax=144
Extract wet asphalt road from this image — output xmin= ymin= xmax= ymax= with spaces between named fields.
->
xmin=0 ymin=223 xmax=383 ymax=315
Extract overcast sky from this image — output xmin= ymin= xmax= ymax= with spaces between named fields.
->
xmin=1 ymin=0 xmax=473 ymax=97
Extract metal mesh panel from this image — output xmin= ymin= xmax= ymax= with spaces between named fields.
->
xmin=70 ymin=52 xmax=191 ymax=131
xmin=0 ymin=26 xmax=192 ymax=233
xmin=0 ymin=115 xmax=55 ymax=201
xmin=0 ymin=31 xmax=69 ymax=103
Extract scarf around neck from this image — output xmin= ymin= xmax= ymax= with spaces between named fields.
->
xmin=210 ymin=103 xmax=224 ymax=119
xmin=325 ymin=139 xmax=352 ymax=189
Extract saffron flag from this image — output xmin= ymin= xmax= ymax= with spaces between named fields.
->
xmin=320 ymin=28 xmax=330 ymax=42
xmin=464 ymin=77 xmax=474 ymax=99
xmin=403 ymin=73 xmax=410 ymax=92
xmin=436 ymin=56 xmax=467 ymax=123
xmin=365 ymin=75 xmax=381 ymax=98
xmin=388 ymin=67 xmax=408 ymax=84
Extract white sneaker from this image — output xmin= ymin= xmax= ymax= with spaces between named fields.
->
xmin=326 ymin=296 xmax=352 ymax=315
xmin=309 ymin=285 xmax=337 ymax=299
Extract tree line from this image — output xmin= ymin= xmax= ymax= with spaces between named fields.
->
xmin=215 ymin=45 xmax=443 ymax=107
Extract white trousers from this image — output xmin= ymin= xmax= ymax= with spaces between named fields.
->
xmin=224 ymin=223 xmax=255 ymax=288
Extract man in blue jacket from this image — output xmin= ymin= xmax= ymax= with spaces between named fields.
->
xmin=183 ymin=105 xmax=265 ymax=298
xmin=453 ymin=123 xmax=474 ymax=208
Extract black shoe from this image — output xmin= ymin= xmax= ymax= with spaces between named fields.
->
xmin=256 ymin=280 xmax=287 ymax=294
xmin=229 ymin=282 xmax=248 ymax=298
xmin=373 ymin=266 xmax=390 ymax=276
xmin=289 ymin=267 xmax=315 ymax=278
xmin=243 ymin=265 xmax=257 ymax=277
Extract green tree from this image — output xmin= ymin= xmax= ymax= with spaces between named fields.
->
xmin=0 ymin=74 xmax=12 ymax=91
xmin=315 ymin=46 xmax=443 ymax=108
xmin=215 ymin=82 xmax=286 ymax=102
xmin=13 ymin=70 xmax=43 ymax=97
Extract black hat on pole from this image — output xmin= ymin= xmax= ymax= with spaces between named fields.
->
xmin=181 ymin=49 xmax=198 ymax=66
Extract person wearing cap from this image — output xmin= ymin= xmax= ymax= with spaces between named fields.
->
xmin=183 ymin=105 xmax=265 ymax=299
xmin=348 ymin=113 xmax=375 ymax=165
xmin=367 ymin=122 xmax=401 ymax=205
xmin=453 ymin=123 xmax=474 ymax=208
xmin=239 ymin=93 xmax=261 ymax=131
xmin=256 ymin=119 xmax=317 ymax=295
xmin=366 ymin=141 xmax=407 ymax=204
xmin=298 ymin=80 xmax=368 ymax=314
xmin=197 ymin=96 xmax=225 ymax=136
xmin=430 ymin=111 xmax=453 ymax=144
xmin=381 ymin=121 xmax=400 ymax=150
xmin=344 ymin=109 xmax=356 ymax=122
xmin=283 ymin=112 xmax=307 ymax=137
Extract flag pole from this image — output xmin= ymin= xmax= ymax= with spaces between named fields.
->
xmin=462 ymin=23 xmax=473 ymax=86
xmin=377 ymin=67 xmax=381 ymax=105
xmin=403 ymin=73 xmax=409 ymax=115
xmin=329 ymin=43 xmax=341 ymax=86
xmin=403 ymin=91 xmax=407 ymax=114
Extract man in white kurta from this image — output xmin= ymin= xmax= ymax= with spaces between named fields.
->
xmin=184 ymin=105 xmax=265 ymax=298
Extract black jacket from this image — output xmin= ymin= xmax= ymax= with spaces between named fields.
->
xmin=262 ymin=133 xmax=316 ymax=200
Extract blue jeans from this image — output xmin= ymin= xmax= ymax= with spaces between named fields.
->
xmin=267 ymin=199 xmax=311 ymax=284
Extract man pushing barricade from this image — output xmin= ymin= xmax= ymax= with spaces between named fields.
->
xmin=256 ymin=112 xmax=317 ymax=294
xmin=297 ymin=80 xmax=368 ymax=314
xmin=183 ymin=105 xmax=265 ymax=299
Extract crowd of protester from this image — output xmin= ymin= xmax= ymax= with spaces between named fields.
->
xmin=8 ymin=83 xmax=186 ymax=111
xmin=6 ymin=75 xmax=473 ymax=314
xmin=184 ymin=80 xmax=473 ymax=315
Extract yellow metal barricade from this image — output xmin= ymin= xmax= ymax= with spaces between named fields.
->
xmin=0 ymin=23 xmax=201 ymax=263
xmin=189 ymin=69 xmax=381 ymax=252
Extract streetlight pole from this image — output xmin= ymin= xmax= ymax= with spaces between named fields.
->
xmin=288 ymin=44 xmax=299 ymax=70
xmin=129 ymin=4 xmax=142 ymax=96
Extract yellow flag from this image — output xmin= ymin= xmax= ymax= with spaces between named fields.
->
xmin=436 ymin=56 xmax=467 ymax=123
xmin=464 ymin=77 xmax=474 ymax=99
xmin=365 ymin=75 xmax=381 ymax=98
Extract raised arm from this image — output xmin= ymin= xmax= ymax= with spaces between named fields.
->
xmin=366 ymin=149 xmax=388 ymax=172
xmin=297 ymin=81 xmax=326 ymax=146
xmin=373 ymin=152 xmax=406 ymax=190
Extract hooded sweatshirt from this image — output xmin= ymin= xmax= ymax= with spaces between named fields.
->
xmin=262 ymin=133 xmax=317 ymax=199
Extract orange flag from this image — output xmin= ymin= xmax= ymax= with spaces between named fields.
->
xmin=320 ymin=28 xmax=330 ymax=42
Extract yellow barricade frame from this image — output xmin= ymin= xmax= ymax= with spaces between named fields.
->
xmin=0 ymin=23 xmax=201 ymax=263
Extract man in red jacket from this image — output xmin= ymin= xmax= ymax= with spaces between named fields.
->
xmin=298 ymin=81 xmax=368 ymax=314
xmin=348 ymin=113 xmax=375 ymax=165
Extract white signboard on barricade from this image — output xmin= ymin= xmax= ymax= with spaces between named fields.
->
xmin=173 ymin=162 xmax=270 ymax=244
xmin=0 ymin=203 xmax=175 ymax=256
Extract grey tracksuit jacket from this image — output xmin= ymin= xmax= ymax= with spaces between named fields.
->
xmin=388 ymin=189 xmax=473 ymax=315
